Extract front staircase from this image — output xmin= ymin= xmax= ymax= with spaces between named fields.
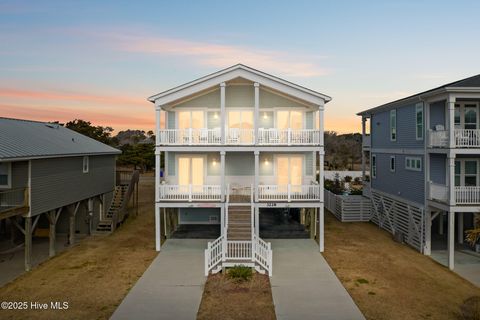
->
xmin=204 ymin=185 xmax=273 ymax=276
xmin=96 ymin=170 xmax=139 ymax=233
xmin=227 ymin=205 xmax=252 ymax=240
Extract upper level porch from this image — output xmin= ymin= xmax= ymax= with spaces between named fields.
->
xmin=157 ymin=128 xmax=321 ymax=146
xmin=427 ymin=98 xmax=480 ymax=149
xmin=158 ymin=183 xmax=321 ymax=202
xmin=155 ymin=76 xmax=324 ymax=147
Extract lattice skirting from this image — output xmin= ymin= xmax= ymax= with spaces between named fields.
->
xmin=370 ymin=190 xmax=425 ymax=252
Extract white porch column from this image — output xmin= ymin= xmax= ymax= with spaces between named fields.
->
xmin=448 ymin=155 xmax=456 ymax=206
xmin=155 ymin=203 xmax=161 ymax=251
xmin=220 ymin=151 xmax=226 ymax=201
xmin=424 ymin=209 xmax=432 ymax=255
xmin=255 ymin=206 xmax=259 ymax=236
xmin=254 ymin=151 xmax=259 ymax=202
xmin=220 ymin=205 xmax=225 ymax=236
xmin=220 ymin=82 xmax=226 ymax=144
xmin=361 ymin=117 xmax=366 ymax=181
xmin=318 ymin=103 xmax=325 ymax=253
xmin=457 ymin=212 xmax=463 ymax=244
xmin=447 ymin=95 xmax=456 ymax=148
xmin=254 ymin=82 xmax=260 ymax=144
xmin=156 ymin=150 xmax=161 ymax=202
xmin=448 ymin=209 xmax=455 ymax=270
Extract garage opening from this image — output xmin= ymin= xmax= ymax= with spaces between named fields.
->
xmin=259 ymin=208 xmax=312 ymax=239
xmin=170 ymin=208 xmax=221 ymax=239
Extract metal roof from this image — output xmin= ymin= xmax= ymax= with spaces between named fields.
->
xmin=357 ymin=74 xmax=480 ymax=116
xmin=0 ymin=118 xmax=121 ymax=161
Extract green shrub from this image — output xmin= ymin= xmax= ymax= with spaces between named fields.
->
xmin=227 ymin=265 xmax=253 ymax=282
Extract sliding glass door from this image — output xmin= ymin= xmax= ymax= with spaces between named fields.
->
xmin=276 ymin=155 xmax=303 ymax=190
xmin=178 ymin=156 xmax=204 ymax=192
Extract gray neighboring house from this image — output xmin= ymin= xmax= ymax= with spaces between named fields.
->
xmin=0 ymin=118 xmax=121 ymax=271
xmin=358 ymin=74 xmax=480 ymax=270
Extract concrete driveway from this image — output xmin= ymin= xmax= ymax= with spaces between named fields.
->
xmin=111 ymin=239 xmax=208 ymax=320
xmin=269 ymin=239 xmax=365 ymax=320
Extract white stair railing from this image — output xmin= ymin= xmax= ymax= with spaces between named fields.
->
xmin=253 ymin=234 xmax=272 ymax=276
xmin=204 ymin=235 xmax=224 ymax=276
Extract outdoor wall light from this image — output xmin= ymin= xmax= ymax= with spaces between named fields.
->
xmin=212 ymin=158 xmax=218 ymax=166
xmin=263 ymin=112 xmax=268 ymax=119
xmin=214 ymin=112 xmax=218 ymax=119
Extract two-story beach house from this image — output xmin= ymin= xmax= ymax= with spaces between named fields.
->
xmin=0 ymin=118 xmax=127 ymax=272
xmin=149 ymin=64 xmax=330 ymax=275
xmin=358 ymin=75 xmax=480 ymax=270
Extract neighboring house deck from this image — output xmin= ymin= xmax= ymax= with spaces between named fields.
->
xmin=0 ymin=118 xmax=123 ymax=271
xmin=358 ymin=74 xmax=480 ymax=271
xmin=150 ymin=64 xmax=331 ymax=275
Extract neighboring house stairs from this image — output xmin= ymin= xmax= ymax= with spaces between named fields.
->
xmin=95 ymin=171 xmax=139 ymax=233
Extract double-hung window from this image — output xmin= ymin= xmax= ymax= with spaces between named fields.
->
xmin=372 ymin=155 xmax=377 ymax=178
xmin=0 ymin=162 xmax=11 ymax=188
xmin=390 ymin=109 xmax=397 ymax=141
xmin=83 ymin=156 xmax=89 ymax=173
xmin=390 ymin=156 xmax=396 ymax=172
xmin=415 ymin=103 xmax=424 ymax=140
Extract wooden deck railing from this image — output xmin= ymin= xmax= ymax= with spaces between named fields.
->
xmin=0 ymin=188 xmax=29 ymax=216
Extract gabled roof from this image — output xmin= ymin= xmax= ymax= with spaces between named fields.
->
xmin=357 ymin=74 xmax=480 ymax=116
xmin=148 ymin=64 xmax=332 ymax=106
xmin=0 ymin=118 xmax=121 ymax=161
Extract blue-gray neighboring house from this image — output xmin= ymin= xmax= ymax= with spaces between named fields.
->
xmin=358 ymin=75 xmax=480 ymax=270
xmin=0 ymin=118 xmax=122 ymax=271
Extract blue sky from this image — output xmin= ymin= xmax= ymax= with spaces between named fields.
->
xmin=1 ymin=0 xmax=479 ymax=131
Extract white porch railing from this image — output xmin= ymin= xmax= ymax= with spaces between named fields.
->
xmin=428 ymin=130 xmax=448 ymax=147
xmin=257 ymin=184 xmax=320 ymax=201
xmin=428 ymin=129 xmax=480 ymax=148
xmin=455 ymin=186 xmax=480 ymax=204
xmin=428 ymin=182 xmax=448 ymax=203
xmin=257 ymin=128 xmax=320 ymax=145
xmin=158 ymin=128 xmax=222 ymax=145
xmin=455 ymin=129 xmax=480 ymax=147
xmin=159 ymin=184 xmax=222 ymax=201
xmin=226 ymin=128 xmax=254 ymax=145
xmin=204 ymin=235 xmax=272 ymax=276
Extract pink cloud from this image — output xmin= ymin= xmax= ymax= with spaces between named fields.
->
xmin=0 ymin=88 xmax=149 ymax=107
xmin=0 ymin=104 xmax=154 ymax=132
xmin=105 ymin=33 xmax=329 ymax=78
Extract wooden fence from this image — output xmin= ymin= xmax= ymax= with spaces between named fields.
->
xmin=324 ymin=189 xmax=371 ymax=222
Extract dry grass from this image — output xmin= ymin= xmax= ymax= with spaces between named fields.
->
xmin=0 ymin=177 xmax=158 ymax=320
xmin=323 ymin=212 xmax=480 ymax=320
xmin=197 ymin=272 xmax=276 ymax=320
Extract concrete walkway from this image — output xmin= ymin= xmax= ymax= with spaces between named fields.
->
xmin=269 ymin=239 xmax=365 ymax=320
xmin=111 ymin=239 xmax=208 ymax=320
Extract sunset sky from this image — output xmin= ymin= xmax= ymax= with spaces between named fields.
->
xmin=1 ymin=0 xmax=479 ymax=133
